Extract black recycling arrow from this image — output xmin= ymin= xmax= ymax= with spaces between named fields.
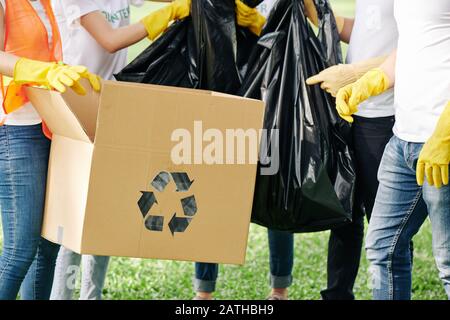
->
xmin=138 ymin=191 xmax=157 ymax=217
xmin=181 ymin=195 xmax=197 ymax=216
xmin=151 ymin=171 xmax=171 ymax=192
xmin=168 ymin=213 xmax=192 ymax=235
xmin=170 ymin=172 xmax=194 ymax=192
xmin=145 ymin=215 xmax=164 ymax=232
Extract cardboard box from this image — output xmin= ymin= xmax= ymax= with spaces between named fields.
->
xmin=26 ymin=81 xmax=264 ymax=265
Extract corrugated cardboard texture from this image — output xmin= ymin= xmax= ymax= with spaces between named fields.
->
xmin=27 ymin=81 xmax=264 ymax=265
xmin=26 ymin=80 xmax=99 ymax=142
xmin=41 ymin=135 xmax=94 ymax=252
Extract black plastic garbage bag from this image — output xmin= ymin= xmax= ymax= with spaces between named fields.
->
xmin=116 ymin=0 xmax=259 ymax=94
xmin=241 ymin=0 xmax=355 ymax=232
xmin=115 ymin=19 xmax=196 ymax=87
xmin=242 ymin=0 xmax=265 ymax=7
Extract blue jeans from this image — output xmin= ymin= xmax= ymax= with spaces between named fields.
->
xmin=50 ymin=247 xmax=110 ymax=300
xmin=194 ymin=229 xmax=294 ymax=292
xmin=0 ymin=124 xmax=60 ymax=300
xmin=366 ymin=136 xmax=450 ymax=300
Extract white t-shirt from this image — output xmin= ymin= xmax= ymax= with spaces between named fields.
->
xmin=393 ymin=0 xmax=450 ymax=143
xmin=0 ymin=0 xmax=51 ymax=126
xmin=52 ymin=0 xmax=142 ymax=80
xmin=347 ymin=0 xmax=398 ymax=118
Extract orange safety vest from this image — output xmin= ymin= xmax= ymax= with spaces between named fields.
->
xmin=1 ymin=0 xmax=62 ymax=138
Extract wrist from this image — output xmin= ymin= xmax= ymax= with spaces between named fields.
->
xmin=432 ymin=104 xmax=450 ymax=141
xmin=13 ymin=58 xmax=52 ymax=83
xmin=371 ymin=68 xmax=391 ymax=92
xmin=345 ymin=64 xmax=359 ymax=83
xmin=353 ymin=56 xmax=387 ymax=79
xmin=250 ymin=14 xmax=266 ymax=35
xmin=255 ymin=13 xmax=266 ymax=28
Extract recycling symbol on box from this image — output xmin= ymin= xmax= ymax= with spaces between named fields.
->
xmin=138 ymin=171 xmax=197 ymax=236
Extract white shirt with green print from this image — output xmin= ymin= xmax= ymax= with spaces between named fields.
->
xmin=53 ymin=0 xmax=144 ymax=80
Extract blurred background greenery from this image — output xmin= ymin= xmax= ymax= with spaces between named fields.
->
xmin=0 ymin=0 xmax=446 ymax=300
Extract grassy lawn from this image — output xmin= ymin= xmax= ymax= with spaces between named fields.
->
xmin=101 ymin=222 xmax=446 ymax=300
xmin=0 ymin=1 xmax=447 ymax=300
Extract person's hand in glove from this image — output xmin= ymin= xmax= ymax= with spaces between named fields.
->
xmin=306 ymin=56 xmax=387 ymax=97
xmin=235 ymin=0 xmax=266 ymax=36
xmin=235 ymin=0 xmax=343 ymax=37
xmin=13 ymin=58 xmax=101 ymax=95
xmin=141 ymin=0 xmax=191 ymax=41
xmin=335 ymin=68 xmax=390 ymax=123
xmin=416 ymin=101 xmax=450 ymax=188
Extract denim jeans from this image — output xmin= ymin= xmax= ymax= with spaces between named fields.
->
xmin=0 ymin=124 xmax=60 ymax=300
xmin=194 ymin=229 xmax=294 ymax=292
xmin=366 ymin=136 xmax=450 ymax=300
xmin=50 ymin=247 xmax=110 ymax=300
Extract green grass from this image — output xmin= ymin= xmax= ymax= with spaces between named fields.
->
xmin=99 ymin=221 xmax=447 ymax=300
xmin=0 ymin=0 xmax=447 ymax=300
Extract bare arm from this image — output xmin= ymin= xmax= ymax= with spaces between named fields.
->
xmin=339 ymin=17 xmax=354 ymax=44
xmin=80 ymin=11 xmax=148 ymax=54
xmin=379 ymin=49 xmax=397 ymax=88
xmin=80 ymin=0 xmax=178 ymax=54
xmin=0 ymin=4 xmax=19 ymax=77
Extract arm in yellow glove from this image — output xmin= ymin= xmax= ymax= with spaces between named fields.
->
xmin=13 ymin=58 xmax=101 ymax=95
xmin=235 ymin=0 xmax=344 ymax=37
xmin=417 ymin=101 xmax=450 ymax=188
xmin=306 ymin=56 xmax=388 ymax=97
xmin=141 ymin=0 xmax=191 ymax=41
xmin=335 ymin=50 xmax=396 ymax=123
xmin=235 ymin=0 xmax=266 ymax=36
xmin=335 ymin=68 xmax=390 ymax=123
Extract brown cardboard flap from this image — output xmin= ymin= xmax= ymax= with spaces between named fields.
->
xmin=41 ymin=135 xmax=94 ymax=252
xmin=94 ymin=81 xmax=264 ymax=149
xmin=210 ymin=91 xmax=247 ymax=99
xmin=26 ymin=81 xmax=99 ymax=143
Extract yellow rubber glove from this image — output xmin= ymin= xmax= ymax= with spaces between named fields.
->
xmin=235 ymin=0 xmax=266 ymax=36
xmin=416 ymin=101 xmax=450 ymax=188
xmin=13 ymin=58 xmax=101 ymax=95
xmin=141 ymin=0 xmax=191 ymax=41
xmin=335 ymin=68 xmax=390 ymax=123
xmin=306 ymin=56 xmax=387 ymax=97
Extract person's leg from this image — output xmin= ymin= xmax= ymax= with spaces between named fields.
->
xmin=322 ymin=216 xmax=364 ymax=300
xmin=0 ymin=124 xmax=55 ymax=300
xmin=193 ymin=263 xmax=219 ymax=299
xmin=268 ymin=229 xmax=294 ymax=299
xmin=322 ymin=115 xmax=394 ymax=300
xmin=49 ymin=247 xmax=82 ymax=300
xmin=366 ymin=137 xmax=428 ymax=300
xmin=79 ymin=255 xmax=110 ymax=300
xmin=422 ymin=173 xmax=450 ymax=298
xmin=20 ymin=238 xmax=60 ymax=300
